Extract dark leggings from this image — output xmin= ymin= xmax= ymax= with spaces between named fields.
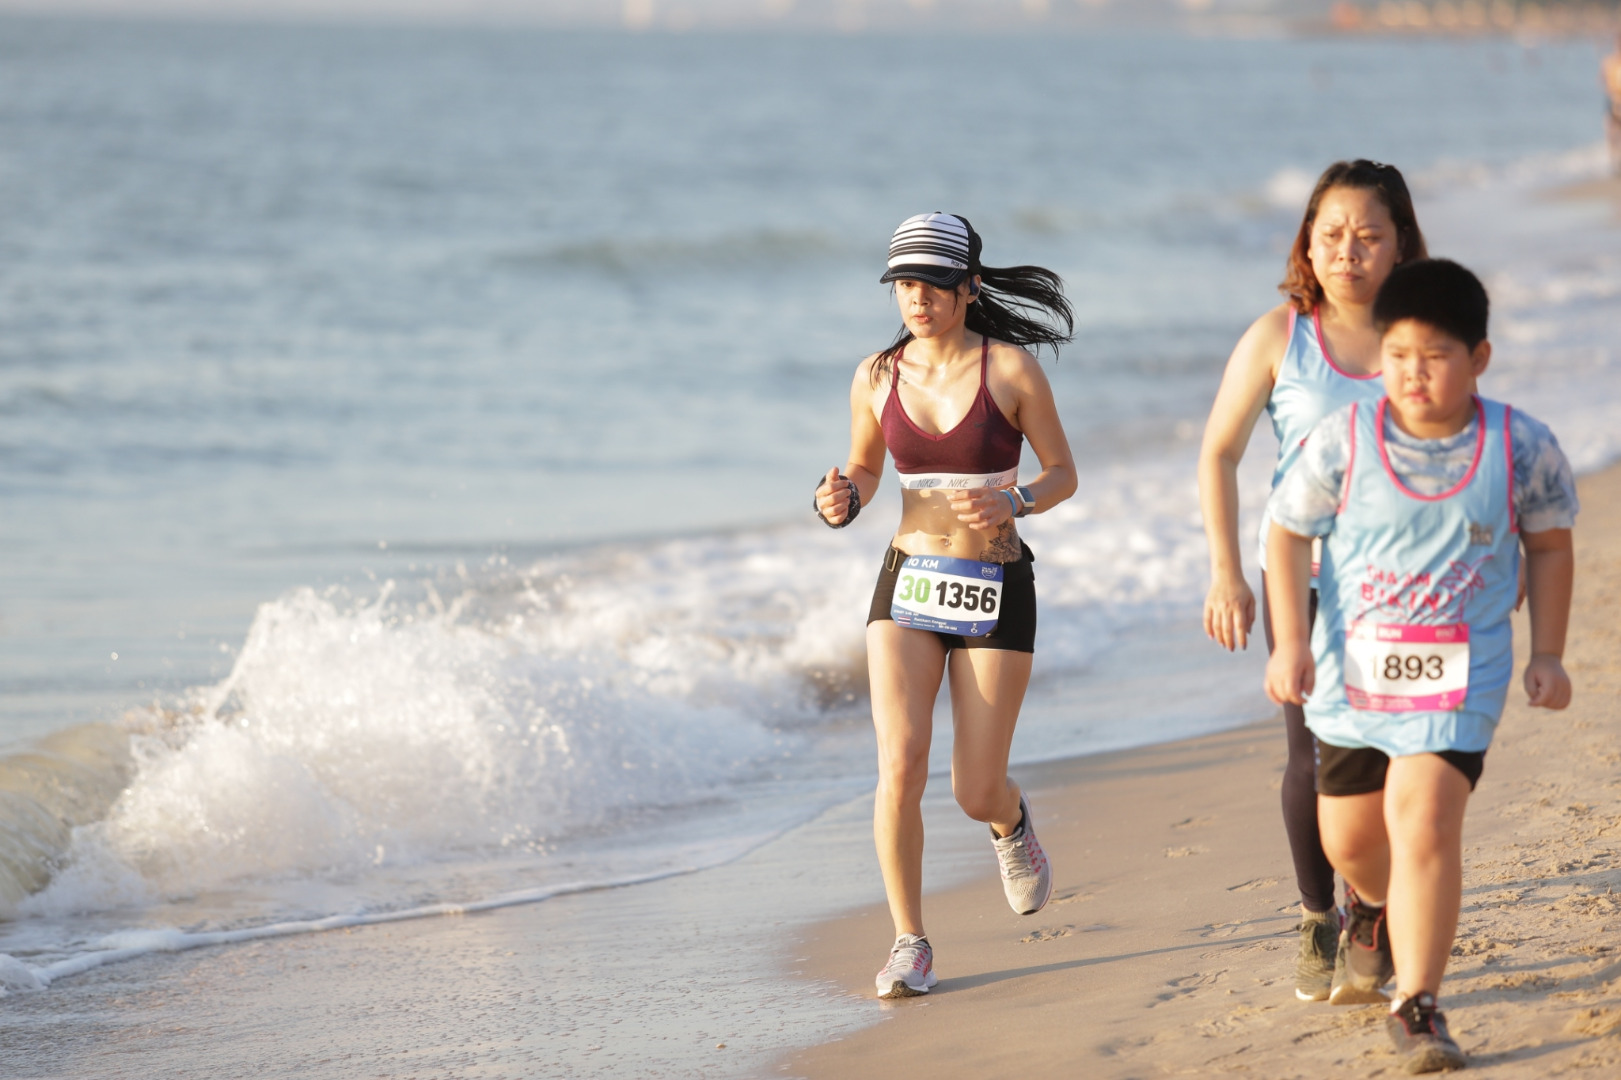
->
xmin=1260 ymin=572 xmax=1336 ymax=915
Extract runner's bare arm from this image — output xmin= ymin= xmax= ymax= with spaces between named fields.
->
xmin=1003 ymin=345 xmax=1076 ymax=512
xmin=1522 ymin=526 xmax=1574 ymax=709
xmin=1198 ymin=304 xmax=1291 ymax=651
xmin=1263 ymin=520 xmax=1316 ymax=706
xmin=948 ymin=344 xmax=1076 ymax=533
xmin=815 ymin=355 xmax=887 ymax=525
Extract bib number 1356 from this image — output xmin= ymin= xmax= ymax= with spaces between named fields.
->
xmin=1343 ymin=622 xmax=1470 ymax=712
xmin=890 ymin=555 xmax=1004 ymax=637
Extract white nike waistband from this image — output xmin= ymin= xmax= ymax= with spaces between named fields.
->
xmin=895 ymin=469 xmax=1018 ymax=491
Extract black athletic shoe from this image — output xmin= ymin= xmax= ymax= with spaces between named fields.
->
xmin=1387 ymin=992 xmax=1466 ymax=1073
xmin=1329 ymin=889 xmax=1394 ymax=1005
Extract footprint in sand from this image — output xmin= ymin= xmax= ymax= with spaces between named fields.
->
xmin=1483 ymin=972 xmax=1562 ymax=992
xmin=1200 ymin=921 xmax=1246 ymax=938
xmin=1164 ymin=845 xmax=1207 ymax=858
xmin=1020 ymin=925 xmax=1074 ymax=943
xmin=1226 ymin=877 xmax=1280 ymax=892
xmin=1195 ymin=1002 xmax=1278 ymax=1037
xmin=1020 ymin=923 xmax=1112 ymax=943
xmin=1566 ymin=1008 xmax=1621 ymax=1036
xmin=1556 ymin=893 xmax=1621 ymax=918
xmin=1150 ymin=970 xmax=1227 ymax=1006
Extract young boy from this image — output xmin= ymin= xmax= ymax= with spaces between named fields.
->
xmin=1263 ymin=259 xmax=1578 ymax=1073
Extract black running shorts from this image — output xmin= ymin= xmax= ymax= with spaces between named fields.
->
xmin=866 ymin=542 xmax=1036 ymax=653
xmin=1314 ymin=739 xmax=1485 ymax=797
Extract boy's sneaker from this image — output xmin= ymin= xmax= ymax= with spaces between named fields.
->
xmin=1386 ymin=992 xmax=1466 ymax=1073
xmin=991 ymin=793 xmax=1052 ymax=915
xmin=1294 ymin=910 xmax=1340 ymax=1002
xmin=1329 ymin=890 xmax=1395 ymax=1004
xmin=875 ymin=934 xmax=937 ymax=999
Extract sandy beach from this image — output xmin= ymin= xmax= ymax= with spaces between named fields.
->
xmin=3 ymin=478 xmax=1613 ymax=1080
xmin=1 ymin=481 xmax=1614 ymax=1080
xmin=784 ymin=461 xmax=1621 ymax=1079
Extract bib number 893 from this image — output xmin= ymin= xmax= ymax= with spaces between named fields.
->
xmin=1344 ymin=621 xmax=1470 ymax=712
xmin=1382 ymin=654 xmax=1445 ymax=681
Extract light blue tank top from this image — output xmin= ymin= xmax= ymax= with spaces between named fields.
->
xmin=1257 ymin=307 xmax=1385 ymax=569
xmin=1307 ymin=397 xmax=1520 ymax=755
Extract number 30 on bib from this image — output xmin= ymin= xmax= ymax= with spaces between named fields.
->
xmin=1343 ymin=622 xmax=1470 ymax=712
xmin=890 ymin=555 xmax=1003 ymax=637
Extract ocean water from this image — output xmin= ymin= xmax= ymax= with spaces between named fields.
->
xmin=2 ymin=16 xmax=1619 ymax=1076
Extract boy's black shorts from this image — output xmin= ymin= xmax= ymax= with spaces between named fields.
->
xmin=1315 ymin=739 xmax=1485 ymax=797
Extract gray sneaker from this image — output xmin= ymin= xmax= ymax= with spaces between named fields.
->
xmin=1295 ymin=912 xmax=1340 ymax=1002
xmin=875 ymin=934 xmax=937 ymax=999
xmin=1329 ymin=891 xmax=1395 ymax=1005
xmin=991 ymin=793 xmax=1052 ymax=915
xmin=1387 ymin=992 xmax=1467 ymax=1073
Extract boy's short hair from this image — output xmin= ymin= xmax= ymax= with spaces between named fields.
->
xmin=1373 ymin=258 xmax=1489 ymax=349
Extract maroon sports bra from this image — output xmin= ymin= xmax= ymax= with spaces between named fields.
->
xmin=881 ymin=336 xmax=1024 ymax=480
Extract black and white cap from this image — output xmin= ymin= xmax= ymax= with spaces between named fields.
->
xmin=879 ymin=212 xmax=981 ymax=288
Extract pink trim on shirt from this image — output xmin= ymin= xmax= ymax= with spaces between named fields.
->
xmin=1337 ymin=402 xmax=1357 ymax=515
xmin=1313 ymin=307 xmax=1381 ymax=381
xmin=1374 ymin=395 xmax=1487 ymax=503
xmin=1504 ymin=404 xmax=1518 ymax=533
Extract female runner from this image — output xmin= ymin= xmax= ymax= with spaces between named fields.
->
xmin=1197 ymin=161 xmax=1427 ymax=1001
xmin=814 ymin=213 xmax=1076 ymax=999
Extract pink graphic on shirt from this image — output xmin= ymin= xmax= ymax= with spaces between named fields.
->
xmin=1352 ymin=555 xmax=1492 ymax=624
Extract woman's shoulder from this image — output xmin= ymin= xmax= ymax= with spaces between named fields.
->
xmin=1244 ymin=302 xmax=1297 ymax=351
xmin=1227 ymin=302 xmax=1297 ymax=379
xmin=853 ymin=350 xmax=887 ymax=386
xmin=984 ymin=338 xmax=1047 ymax=385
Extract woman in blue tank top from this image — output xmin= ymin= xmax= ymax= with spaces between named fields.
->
xmin=1195 ymin=161 xmax=1428 ymax=1001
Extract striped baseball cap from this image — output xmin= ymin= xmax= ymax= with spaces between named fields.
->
xmin=879 ymin=212 xmax=982 ymax=288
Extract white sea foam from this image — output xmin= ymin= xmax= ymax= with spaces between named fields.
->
xmin=1264 ymin=166 xmax=1318 ymax=211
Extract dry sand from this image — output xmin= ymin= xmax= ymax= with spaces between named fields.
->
xmin=783 ymin=462 xmax=1621 ymax=1079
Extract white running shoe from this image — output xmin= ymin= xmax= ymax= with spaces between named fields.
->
xmin=875 ymin=934 xmax=937 ymax=999
xmin=992 ymin=793 xmax=1052 ymax=915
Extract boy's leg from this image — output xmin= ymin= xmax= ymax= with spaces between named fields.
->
xmin=1383 ymin=754 xmax=1473 ymax=998
xmin=1316 ymin=789 xmax=1389 ymax=902
xmin=1316 ymin=748 xmax=1397 ymax=1005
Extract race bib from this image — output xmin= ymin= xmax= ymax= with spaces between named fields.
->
xmin=1343 ymin=622 xmax=1470 ymax=711
xmin=890 ymin=555 xmax=1004 ymax=637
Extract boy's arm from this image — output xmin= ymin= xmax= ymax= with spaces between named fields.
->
xmin=1263 ymin=522 xmax=1316 ymax=706
xmin=1521 ymin=527 xmax=1574 ymax=709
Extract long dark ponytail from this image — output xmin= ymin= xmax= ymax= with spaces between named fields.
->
xmin=871 ymin=227 xmax=1073 ymax=386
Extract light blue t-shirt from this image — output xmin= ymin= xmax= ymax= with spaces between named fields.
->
xmin=1269 ymin=404 xmax=1579 ymax=540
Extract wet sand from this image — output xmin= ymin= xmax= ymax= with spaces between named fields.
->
xmin=784 ymin=461 xmax=1621 ymax=1079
